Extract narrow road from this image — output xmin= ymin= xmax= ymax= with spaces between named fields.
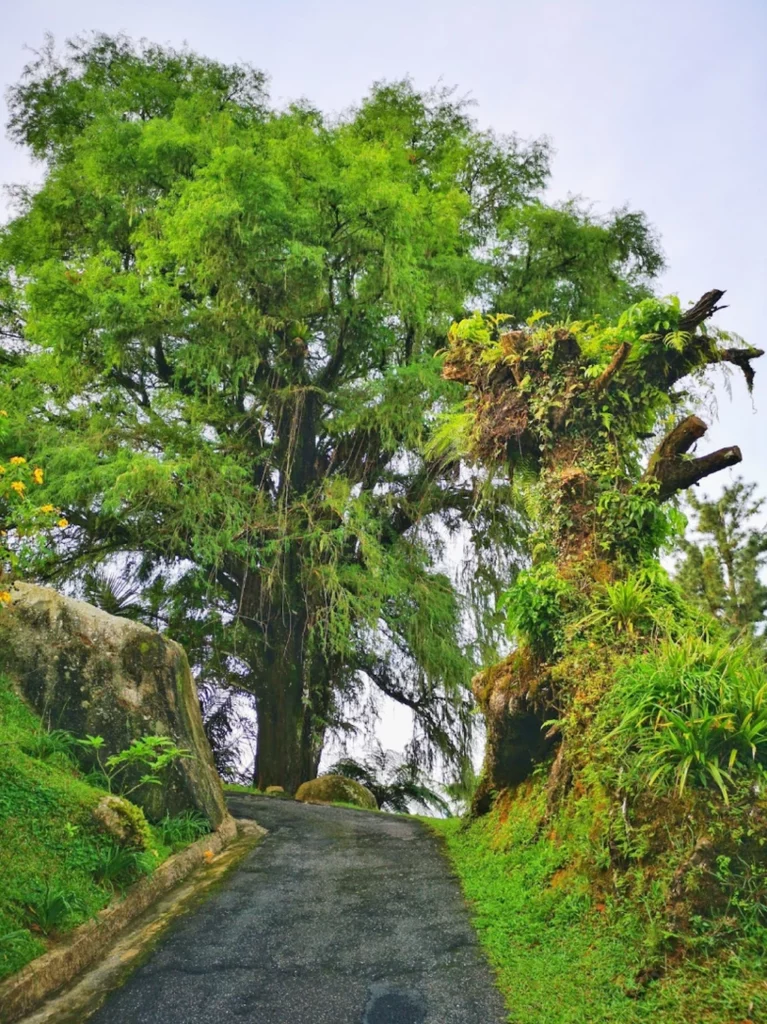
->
xmin=88 ymin=794 xmax=507 ymax=1024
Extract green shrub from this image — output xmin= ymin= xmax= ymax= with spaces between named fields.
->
xmin=20 ymin=729 xmax=79 ymax=766
xmin=500 ymin=563 xmax=576 ymax=658
xmin=91 ymin=844 xmax=151 ymax=892
xmin=24 ymin=883 xmax=85 ymax=936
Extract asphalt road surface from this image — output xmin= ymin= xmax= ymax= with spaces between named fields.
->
xmin=88 ymin=794 xmax=507 ymax=1024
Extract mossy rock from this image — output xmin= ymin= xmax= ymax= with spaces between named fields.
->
xmin=0 ymin=582 xmax=227 ymax=827
xmin=92 ymin=795 xmax=152 ymax=850
xmin=295 ymin=775 xmax=377 ymax=810
xmin=265 ymin=785 xmax=286 ymax=796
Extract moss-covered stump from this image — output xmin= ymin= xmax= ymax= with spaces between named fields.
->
xmin=0 ymin=582 xmax=227 ymax=827
xmin=295 ymin=775 xmax=377 ymax=810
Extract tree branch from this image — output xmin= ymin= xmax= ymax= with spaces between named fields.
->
xmin=592 ymin=341 xmax=631 ymax=392
xmin=643 ymin=415 xmax=742 ymax=500
xmin=678 ymin=289 xmax=728 ymax=333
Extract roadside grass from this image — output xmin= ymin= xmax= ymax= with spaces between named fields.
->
xmin=0 ymin=675 xmax=209 ymax=981
xmin=430 ymin=786 xmax=767 ymax=1024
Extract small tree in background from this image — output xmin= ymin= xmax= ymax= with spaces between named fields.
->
xmin=675 ymin=479 xmax=767 ymax=638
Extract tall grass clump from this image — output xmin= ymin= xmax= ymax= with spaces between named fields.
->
xmin=607 ymin=635 xmax=767 ymax=802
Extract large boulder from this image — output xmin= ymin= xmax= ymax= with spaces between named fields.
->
xmin=0 ymin=582 xmax=228 ymax=827
xmin=295 ymin=774 xmax=377 ymax=810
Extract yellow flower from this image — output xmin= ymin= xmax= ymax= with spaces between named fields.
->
xmin=9 ymin=457 xmax=26 ymax=465
xmin=11 ymin=480 xmax=26 ymax=496
xmin=40 ymin=504 xmax=55 ymax=514
xmin=0 ymin=591 xmax=11 ymax=604
xmin=0 ymin=466 xmax=4 ymax=475
xmin=57 ymin=518 xmax=69 ymax=528
xmin=0 ymin=410 xmax=7 ymax=417
xmin=32 ymin=468 xmax=44 ymax=485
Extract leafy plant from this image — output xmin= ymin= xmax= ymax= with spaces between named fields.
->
xmin=156 ymin=810 xmax=211 ymax=848
xmin=573 ymin=567 xmax=686 ymax=640
xmin=92 ymin=844 xmax=149 ymax=892
xmin=500 ymin=564 xmax=577 ymax=658
xmin=77 ymin=734 xmax=191 ymax=797
xmin=20 ymin=728 xmax=79 ymax=766
xmin=24 ymin=883 xmax=84 ymax=935
xmin=609 ymin=635 xmax=767 ymax=801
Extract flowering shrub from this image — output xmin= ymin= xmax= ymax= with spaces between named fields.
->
xmin=0 ymin=412 xmax=64 ymax=599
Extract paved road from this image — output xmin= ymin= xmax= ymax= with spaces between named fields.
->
xmin=88 ymin=795 xmax=507 ymax=1024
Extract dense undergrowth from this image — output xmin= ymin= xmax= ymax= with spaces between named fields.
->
xmin=0 ymin=675 xmax=211 ymax=981
xmin=433 ymin=781 xmax=767 ymax=1023
xmin=433 ymin=569 xmax=767 ymax=1023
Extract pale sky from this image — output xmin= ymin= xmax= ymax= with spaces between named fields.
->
xmin=2 ymin=0 xmax=765 ymax=768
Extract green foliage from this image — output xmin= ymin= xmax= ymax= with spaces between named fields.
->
xmin=675 ymin=479 xmax=767 ymax=637
xmin=156 ymin=810 xmax=212 ymax=849
xmin=91 ymin=844 xmax=151 ymax=892
xmin=500 ymin=563 xmax=576 ymax=658
xmin=24 ymin=882 xmax=85 ymax=935
xmin=432 ymin=789 xmax=767 ymax=1024
xmin=0 ymin=34 xmax=665 ymax=785
xmin=595 ymin=483 xmax=685 ymax=563
xmin=0 ymin=675 xmax=200 ymax=980
xmin=608 ymin=635 xmax=767 ymax=803
xmin=492 ymin=200 xmax=664 ymax=324
xmin=573 ymin=566 xmax=687 ymax=641
xmin=105 ymin=735 xmax=191 ymax=797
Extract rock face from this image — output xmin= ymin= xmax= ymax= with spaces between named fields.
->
xmin=0 ymin=582 xmax=228 ymax=827
xmin=295 ymin=774 xmax=377 ymax=810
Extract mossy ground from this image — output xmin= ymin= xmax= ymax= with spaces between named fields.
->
xmin=0 ymin=675 xmax=196 ymax=981
xmin=430 ymin=781 xmax=767 ymax=1024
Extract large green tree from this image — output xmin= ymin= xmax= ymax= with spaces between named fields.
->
xmin=0 ymin=35 xmax=663 ymax=790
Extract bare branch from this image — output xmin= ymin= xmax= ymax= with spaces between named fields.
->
xmin=643 ymin=415 xmax=742 ymax=500
xmin=678 ymin=289 xmax=727 ymax=333
xmin=592 ymin=341 xmax=631 ymax=392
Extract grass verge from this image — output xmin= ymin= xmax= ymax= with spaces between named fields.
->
xmin=0 ymin=675 xmax=210 ymax=981
xmin=429 ymin=783 xmax=767 ymax=1024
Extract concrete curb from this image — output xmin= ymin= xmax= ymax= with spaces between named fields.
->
xmin=0 ymin=815 xmax=240 ymax=1024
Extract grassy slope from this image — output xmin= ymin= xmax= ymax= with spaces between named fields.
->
xmin=0 ymin=675 xmax=200 ymax=980
xmin=431 ymin=781 xmax=767 ymax=1024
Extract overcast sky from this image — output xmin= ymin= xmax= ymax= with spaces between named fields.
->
xmin=2 ymin=0 xmax=765 ymax=765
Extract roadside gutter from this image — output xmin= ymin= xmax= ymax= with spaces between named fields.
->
xmin=0 ymin=815 xmax=265 ymax=1024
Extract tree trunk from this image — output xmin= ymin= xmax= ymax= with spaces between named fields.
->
xmin=253 ymin=671 xmax=306 ymax=792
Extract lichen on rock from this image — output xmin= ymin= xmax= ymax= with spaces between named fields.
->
xmin=295 ymin=775 xmax=377 ymax=810
xmin=92 ymin=795 xmax=152 ymax=850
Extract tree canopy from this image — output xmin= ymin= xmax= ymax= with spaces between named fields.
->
xmin=0 ymin=34 xmax=665 ymax=790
